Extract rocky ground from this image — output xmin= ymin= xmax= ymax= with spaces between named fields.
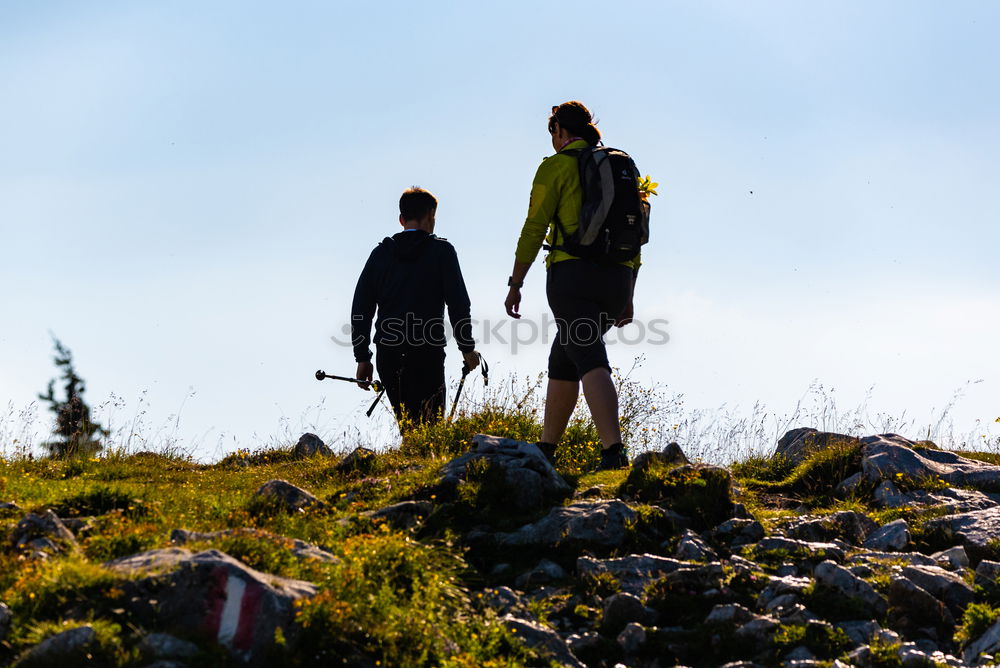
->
xmin=5 ymin=429 xmax=1000 ymax=666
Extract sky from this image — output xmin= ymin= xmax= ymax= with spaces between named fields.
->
xmin=2 ymin=1 xmax=998 ymax=460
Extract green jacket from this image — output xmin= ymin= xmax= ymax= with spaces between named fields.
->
xmin=514 ymin=139 xmax=641 ymax=270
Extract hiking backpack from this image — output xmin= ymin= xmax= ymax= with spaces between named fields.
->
xmin=551 ymin=146 xmax=650 ymax=263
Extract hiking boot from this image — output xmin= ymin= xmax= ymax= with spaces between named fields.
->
xmin=536 ymin=441 xmax=557 ymax=466
xmin=598 ymin=443 xmax=629 ymax=471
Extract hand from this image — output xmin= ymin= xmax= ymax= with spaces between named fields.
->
xmin=462 ymin=350 xmax=480 ymax=372
xmin=615 ymin=301 xmax=634 ymax=328
xmin=356 ymin=361 xmax=374 ymax=389
xmin=505 ymin=287 xmax=522 ymax=319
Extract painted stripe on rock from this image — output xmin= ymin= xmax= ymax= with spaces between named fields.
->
xmin=217 ymin=574 xmax=247 ymax=646
xmin=233 ymin=580 xmax=265 ymax=651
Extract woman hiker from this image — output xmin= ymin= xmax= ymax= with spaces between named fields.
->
xmin=504 ymin=101 xmax=644 ymax=471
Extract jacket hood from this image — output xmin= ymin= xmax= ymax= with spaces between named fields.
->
xmin=382 ymin=230 xmax=434 ymax=260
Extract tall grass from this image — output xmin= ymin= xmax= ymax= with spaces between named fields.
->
xmin=2 ymin=365 xmax=997 ymax=464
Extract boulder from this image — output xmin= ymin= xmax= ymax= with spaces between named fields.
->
xmin=139 ymin=633 xmax=201 ymax=660
xmin=975 ymin=560 xmax=1000 ymax=599
xmin=514 ymin=559 xmax=566 ymax=588
xmin=169 ymin=528 xmax=337 ymax=563
xmin=13 ymin=625 xmax=97 ymax=667
xmin=494 ymin=500 xmax=636 ymax=553
xmin=776 ymin=428 xmax=860 ymax=466
xmin=784 ymin=511 xmax=878 ymax=545
xmin=675 ymin=529 xmax=719 ymax=561
xmin=922 ymin=507 xmax=1000 ymax=562
xmin=293 ymin=433 xmax=332 ymax=458
xmin=706 ymin=603 xmax=756 ymax=626
xmin=756 ymin=575 xmax=813 ymax=611
xmin=863 ymin=519 xmax=910 ymax=552
xmin=502 ymin=615 xmax=585 ymax=668
xmin=577 ymin=553 xmax=686 ymax=595
xmin=0 ymin=601 xmax=11 ymax=642
xmin=930 ymin=546 xmax=969 ymax=571
xmin=335 ymin=446 xmax=377 ymax=474
xmin=887 ymin=576 xmax=955 ymax=639
xmin=705 ymin=518 xmax=765 ymax=549
xmin=252 ymin=479 xmax=322 ymax=512
xmin=751 ymin=537 xmax=846 ymax=563
xmin=10 ymin=509 xmax=78 ymax=556
xmin=849 ymin=551 xmax=937 ymax=568
xmin=899 ymin=565 xmax=973 ymax=617
xmin=862 ymin=434 xmax=1000 ymax=491
xmin=620 ymin=463 xmax=733 ymax=528
xmin=437 ymin=435 xmax=571 ymax=514
xmin=363 ymin=500 xmax=433 ymax=530
xmin=617 ymin=622 xmax=646 ymax=654
xmin=963 ymin=617 xmax=1000 ymax=665
xmin=631 ymin=441 xmax=690 ymax=472
xmin=813 ymin=560 xmax=888 ymax=618
xmin=602 ymin=592 xmax=647 ymax=635
xmin=105 ymin=548 xmax=316 ymax=666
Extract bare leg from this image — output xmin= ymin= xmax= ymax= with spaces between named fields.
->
xmin=581 ymin=367 xmax=622 ymax=448
xmin=541 ymin=379 xmax=579 ymax=444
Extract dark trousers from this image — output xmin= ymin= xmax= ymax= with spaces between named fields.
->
xmin=376 ymin=346 xmax=446 ymax=429
xmin=546 ymin=260 xmax=632 ymax=382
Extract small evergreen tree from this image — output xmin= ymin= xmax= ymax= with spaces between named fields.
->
xmin=38 ymin=337 xmax=108 ymax=457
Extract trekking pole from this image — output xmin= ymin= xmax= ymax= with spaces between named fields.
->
xmin=448 ymin=354 xmax=488 ymax=420
xmin=314 ymin=370 xmax=387 ymax=418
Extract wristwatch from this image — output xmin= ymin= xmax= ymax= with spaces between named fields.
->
xmin=508 ymin=276 xmax=524 ymax=288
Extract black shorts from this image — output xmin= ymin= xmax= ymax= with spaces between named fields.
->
xmin=546 ymin=260 xmax=632 ymax=382
xmin=375 ymin=345 xmax=446 ymax=427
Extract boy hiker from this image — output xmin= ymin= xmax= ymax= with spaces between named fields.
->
xmin=351 ymin=187 xmax=479 ymax=429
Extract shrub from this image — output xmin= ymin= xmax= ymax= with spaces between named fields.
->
xmin=50 ymin=485 xmax=150 ymax=519
xmin=294 ymin=531 xmax=538 ymax=666
xmin=619 ymin=462 xmax=732 ymax=528
xmin=957 ymin=602 xmax=1000 ymax=646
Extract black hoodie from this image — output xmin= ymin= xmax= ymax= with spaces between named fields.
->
xmin=350 ymin=230 xmax=475 ymax=362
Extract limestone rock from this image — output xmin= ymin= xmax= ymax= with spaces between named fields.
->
xmin=785 ymin=510 xmax=878 ymax=545
xmin=752 ymin=536 xmax=846 ymax=563
xmin=602 ymin=592 xmax=647 ymax=635
xmin=975 ymin=560 xmax=1000 ymax=599
xmin=963 ymin=617 xmax=1000 ymax=665
xmin=252 ymin=479 xmax=322 ymax=512
xmin=631 ymin=441 xmax=690 ymax=472
xmin=578 ymin=553 xmax=685 ymax=595
xmin=293 ymin=432 xmax=332 ymax=458
xmin=862 ymin=434 xmax=1000 ymax=491
xmin=105 ymin=548 xmax=316 ymax=666
xmin=437 ymin=435 xmax=571 ymax=514
xmin=814 ymin=560 xmax=887 ymax=618
xmin=620 ymin=463 xmax=733 ymax=528
xmin=923 ymin=507 xmax=1000 ymax=562
xmin=930 ymin=546 xmax=969 ymax=571
xmin=503 ymin=615 xmax=585 ymax=668
xmin=863 ymin=519 xmax=910 ymax=552
xmin=887 ymin=576 xmax=955 ymax=639
xmin=13 ymin=625 xmax=97 ymax=667
xmin=139 ymin=633 xmax=201 ymax=660
xmin=10 ymin=510 xmax=78 ymax=556
xmin=514 ymin=559 xmax=566 ymax=589
xmin=0 ymin=601 xmax=11 ymax=642
xmin=705 ymin=518 xmax=765 ymax=549
xmin=617 ymin=622 xmax=646 ymax=654
xmin=675 ymin=529 xmax=719 ymax=561
xmin=494 ymin=500 xmax=636 ymax=552
xmin=899 ymin=565 xmax=973 ymax=617
xmin=776 ymin=428 xmax=860 ymax=466
xmin=363 ymin=500 xmax=433 ymax=530
xmin=336 ymin=446 xmax=377 ymax=474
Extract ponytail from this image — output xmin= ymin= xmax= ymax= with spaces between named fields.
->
xmin=550 ymin=100 xmax=602 ymax=146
